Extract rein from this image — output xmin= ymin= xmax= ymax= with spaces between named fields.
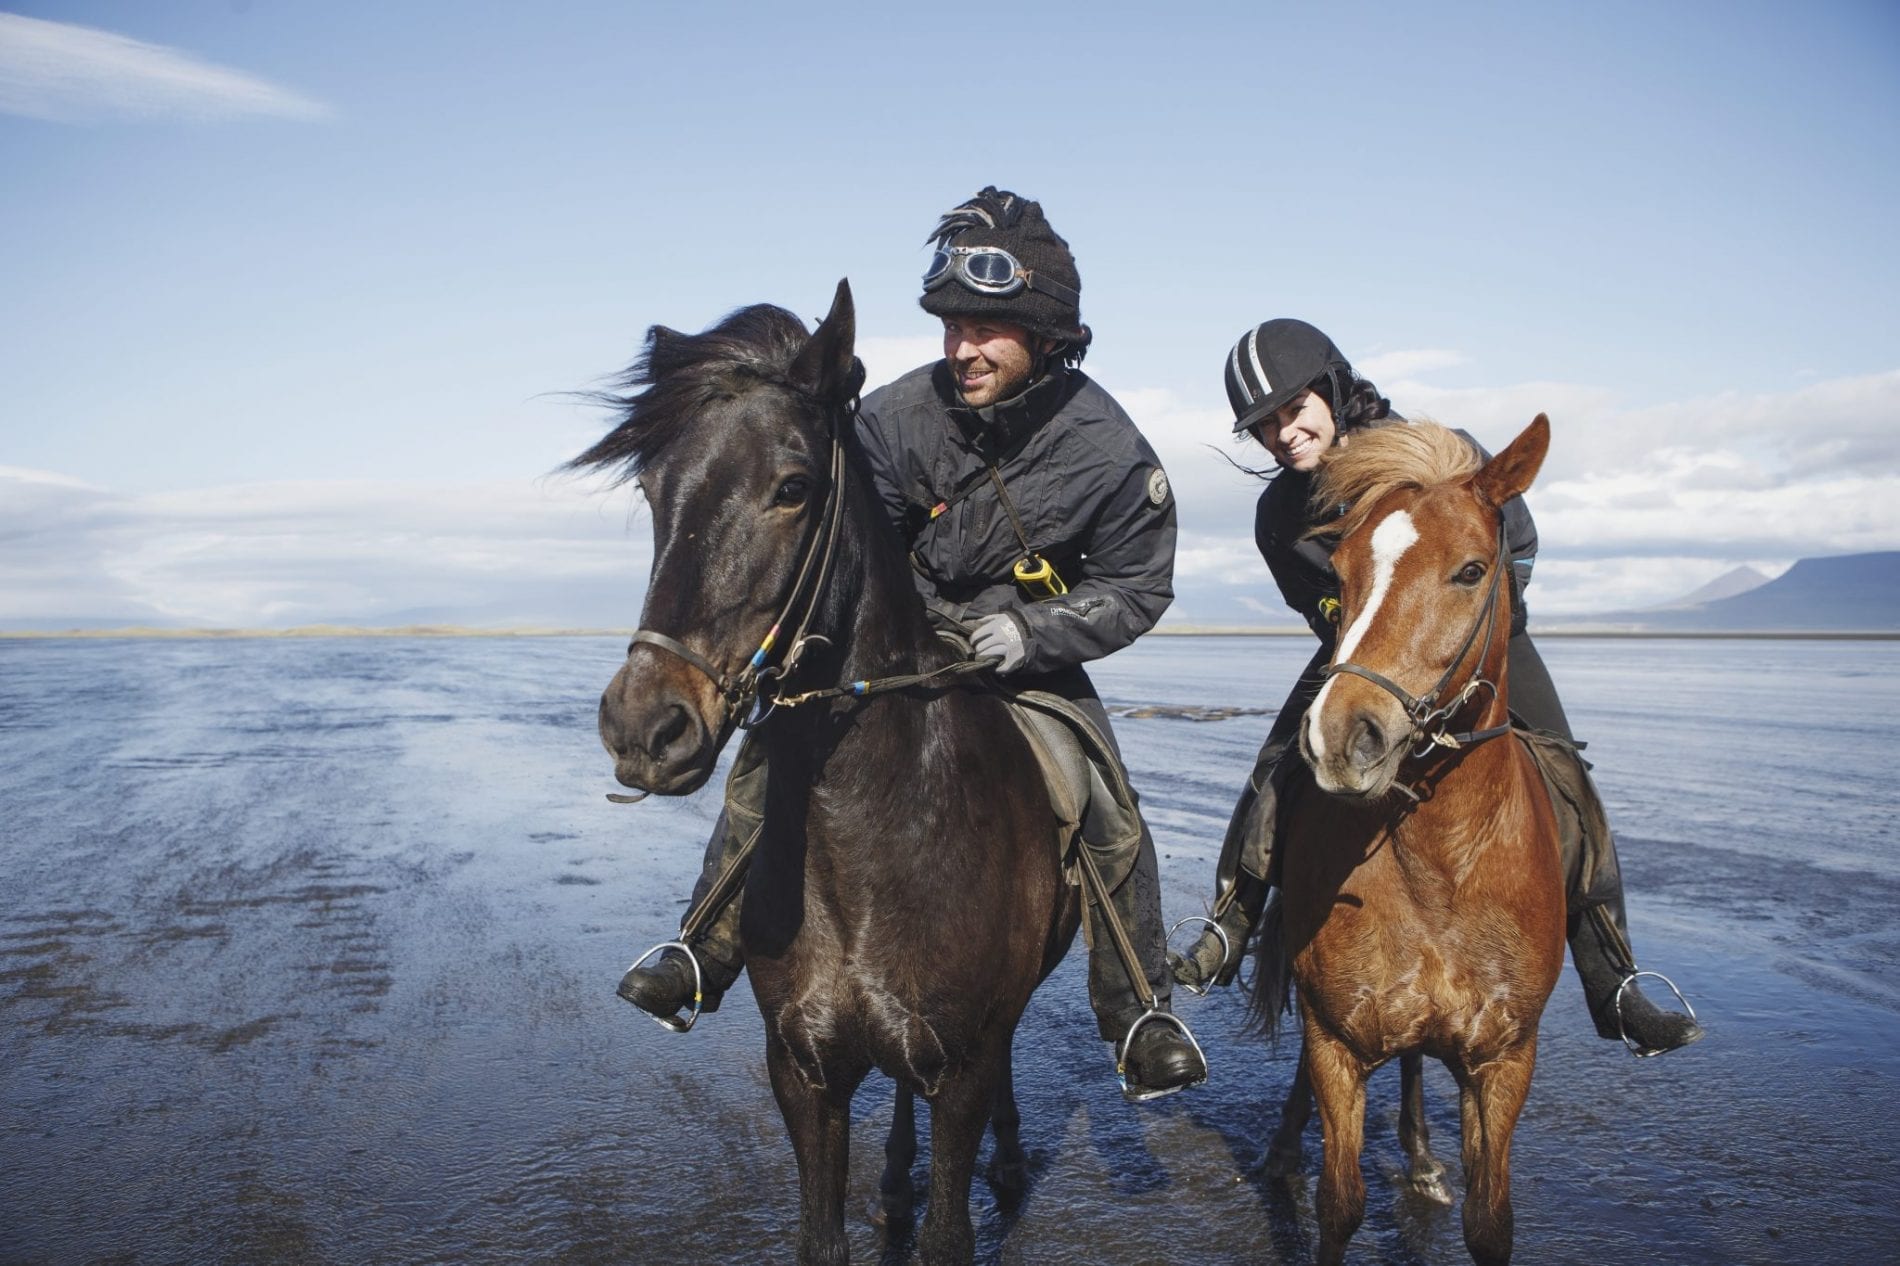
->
xmin=1323 ymin=526 xmax=1514 ymax=763
xmin=626 ymin=407 xmax=852 ymax=746
xmin=623 ymin=400 xmax=1002 ymax=766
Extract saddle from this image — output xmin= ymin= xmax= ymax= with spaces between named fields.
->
xmin=1004 ymin=690 xmax=1145 ymax=893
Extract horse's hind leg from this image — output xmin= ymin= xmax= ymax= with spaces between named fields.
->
xmin=1398 ymin=1052 xmax=1452 ymax=1205
xmin=871 ymin=1083 xmax=917 ymax=1228
xmin=917 ymin=1059 xmax=1000 ymax=1266
xmin=1263 ymin=1042 xmax=1313 ymax=1178
xmin=1305 ymin=1023 xmax=1371 ymax=1266
xmin=984 ymin=1041 xmax=1028 ymax=1205
xmin=1452 ymin=1044 xmax=1537 ymax=1266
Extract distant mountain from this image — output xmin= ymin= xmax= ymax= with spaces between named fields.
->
xmin=1588 ymin=552 xmax=1900 ymax=632
xmin=1646 ymin=564 xmax=1772 ymax=610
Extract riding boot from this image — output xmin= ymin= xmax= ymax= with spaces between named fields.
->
xmin=1083 ymin=828 xmax=1207 ymax=1099
xmin=1570 ymin=899 xmax=1704 ymax=1054
xmin=1170 ymin=736 xmax=1290 ymax=990
xmin=1521 ymin=723 xmax=1703 ymax=1055
xmin=616 ymin=736 xmax=767 ymax=1022
xmin=615 ymin=807 xmax=750 ymax=1019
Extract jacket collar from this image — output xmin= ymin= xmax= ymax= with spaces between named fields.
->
xmin=933 ymin=362 xmax=1071 ymax=456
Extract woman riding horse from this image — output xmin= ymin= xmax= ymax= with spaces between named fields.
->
xmin=1172 ymin=318 xmax=1703 ymax=1058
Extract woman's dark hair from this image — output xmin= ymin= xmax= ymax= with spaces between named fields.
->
xmin=1323 ymin=366 xmax=1392 ymax=433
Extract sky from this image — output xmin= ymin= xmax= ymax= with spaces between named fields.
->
xmin=2 ymin=1 xmax=1897 ymax=630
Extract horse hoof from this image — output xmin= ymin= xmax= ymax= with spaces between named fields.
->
xmin=866 ymin=1190 xmax=913 ymax=1229
xmin=985 ymin=1156 xmax=1028 ymax=1203
xmin=1406 ymin=1165 xmax=1454 ymax=1207
xmin=1261 ymin=1144 xmax=1303 ymax=1180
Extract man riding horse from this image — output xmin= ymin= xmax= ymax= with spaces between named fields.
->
xmin=617 ymin=186 xmax=1208 ymax=1099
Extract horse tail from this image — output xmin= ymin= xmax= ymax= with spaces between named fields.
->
xmin=1245 ymin=894 xmax=1294 ymax=1046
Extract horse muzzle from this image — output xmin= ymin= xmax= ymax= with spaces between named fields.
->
xmin=1302 ymin=700 xmax=1408 ymax=800
xmin=597 ymin=660 xmax=726 ymax=797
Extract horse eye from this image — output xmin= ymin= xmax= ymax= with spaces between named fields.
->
xmin=774 ymin=476 xmax=810 ymax=508
xmin=1455 ymin=561 xmax=1486 ymax=586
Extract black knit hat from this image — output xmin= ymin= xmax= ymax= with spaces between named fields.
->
xmin=1224 ymin=318 xmax=1350 ymax=433
xmin=918 ymin=187 xmax=1085 ymax=346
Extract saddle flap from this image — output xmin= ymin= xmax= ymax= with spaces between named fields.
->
xmin=1005 ymin=690 xmax=1145 ymax=892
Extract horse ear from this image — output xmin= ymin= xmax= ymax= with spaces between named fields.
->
xmin=1473 ymin=414 xmax=1551 ymax=508
xmin=790 ymin=279 xmax=863 ymax=405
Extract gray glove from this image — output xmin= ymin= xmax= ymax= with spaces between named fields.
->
xmin=968 ymin=612 xmax=1028 ymax=674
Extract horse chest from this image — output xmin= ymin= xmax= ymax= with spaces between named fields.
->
xmin=1295 ymin=889 xmax=1540 ymax=1062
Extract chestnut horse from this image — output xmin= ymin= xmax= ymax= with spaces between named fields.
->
xmin=576 ymin=282 xmax=1079 ymax=1266
xmin=1256 ymin=417 xmax=1566 ymax=1266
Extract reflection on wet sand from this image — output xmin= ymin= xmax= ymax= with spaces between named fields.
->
xmin=3 ymin=635 xmax=1898 ymax=1263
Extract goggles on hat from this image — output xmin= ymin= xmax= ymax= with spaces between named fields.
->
xmin=923 ymin=246 xmax=1079 ymax=306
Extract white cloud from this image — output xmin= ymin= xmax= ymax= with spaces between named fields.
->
xmin=0 ymin=14 xmax=330 ymax=123
xmin=0 ymin=467 xmax=648 ymax=629
xmin=1357 ymin=347 xmax=1468 ymax=380
xmin=4 ymin=366 xmax=1894 ymax=630
xmin=857 ymin=336 xmax=940 ymax=392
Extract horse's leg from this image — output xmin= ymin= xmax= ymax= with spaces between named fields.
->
xmin=765 ymin=1040 xmax=856 ymax=1266
xmin=1304 ymin=1020 xmax=1370 ymax=1266
xmin=1398 ymin=1051 xmax=1452 ymax=1205
xmin=870 ymin=1083 xmax=916 ymax=1228
xmin=916 ymin=1058 xmax=999 ymax=1266
xmin=984 ymin=1040 xmax=1028 ymax=1204
xmin=1263 ymin=1040 xmax=1313 ymax=1178
xmin=1452 ymin=1044 xmax=1537 ymax=1266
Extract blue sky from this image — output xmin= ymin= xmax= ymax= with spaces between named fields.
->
xmin=3 ymin=1 xmax=1897 ymax=628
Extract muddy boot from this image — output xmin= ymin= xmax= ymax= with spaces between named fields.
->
xmin=1170 ymin=871 xmax=1270 ymax=991
xmin=617 ymin=943 xmax=740 ymax=1019
xmin=1117 ymin=1016 xmax=1207 ymax=1100
xmin=1570 ymin=902 xmax=1704 ymax=1055
xmin=1082 ymin=839 xmax=1206 ymax=1100
xmin=619 ymin=748 xmax=765 ymax=1027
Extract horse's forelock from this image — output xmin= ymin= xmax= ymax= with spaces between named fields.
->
xmin=1307 ymin=420 xmax=1481 ymax=544
xmin=568 ymin=303 xmax=815 ymax=483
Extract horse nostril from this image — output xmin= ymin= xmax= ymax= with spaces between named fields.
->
xmin=1351 ymin=715 xmax=1386 ymax=767
xmin=646 ymin=703 xmax=691 ymax=762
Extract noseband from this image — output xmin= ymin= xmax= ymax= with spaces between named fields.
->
xmin=626 ymin=408 xmax=851 ymax=746
xmin=1323 ymin=525 xmax=1513 ymax=761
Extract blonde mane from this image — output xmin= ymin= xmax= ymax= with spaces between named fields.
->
xmin=1308 ymin=419 xmax=1481 ymax=541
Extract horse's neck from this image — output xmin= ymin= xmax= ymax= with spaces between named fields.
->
xmin=832 ymin=466 xmax=958 ymax=684
xmin=761 ymin=470 xmax=960 ymax=771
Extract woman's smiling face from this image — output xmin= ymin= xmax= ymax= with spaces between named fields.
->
xmin=1251 ymin=387 xmax=1337 ymax=472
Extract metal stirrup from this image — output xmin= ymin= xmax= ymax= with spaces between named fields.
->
xmin=625 ymin=939 xmax=706 ymax=1034
xmin=1117 ymin=1008 xmax=1210 ymax=1103
xmin=1612 ymin=969 xmax=1698 ymax=1058
xmin=1165 ymin=914 xmax=1231 ymax=999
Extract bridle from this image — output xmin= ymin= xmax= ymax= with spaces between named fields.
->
xmin=1322 ymin=524 xmax=1514 ymax=765
xmin=625 ymin=402 xmax=851 ymax=752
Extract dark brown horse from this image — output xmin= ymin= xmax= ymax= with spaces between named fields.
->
xmin=1256 ymin=416 xmax=1566 ymax=1266
xmin=574 ymin=282 xmax=1079 ymax=1265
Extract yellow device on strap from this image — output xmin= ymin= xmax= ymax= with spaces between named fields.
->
xmin=1014 ymin=554 xmax=1069 ymax=599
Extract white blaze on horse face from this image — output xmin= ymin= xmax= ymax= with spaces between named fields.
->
xmin=1306 ymin=508 xmax=1420 ymax=765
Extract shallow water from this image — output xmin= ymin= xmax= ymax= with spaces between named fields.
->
xmin=2 ymin=635 xmax=1896 ymax=1265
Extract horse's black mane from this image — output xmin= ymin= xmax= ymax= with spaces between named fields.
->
xmin=568 ymin=303 xmax=814 ymax=484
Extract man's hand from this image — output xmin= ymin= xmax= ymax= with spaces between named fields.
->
xmin=969 ymin=613 xmax=1028 ymax=674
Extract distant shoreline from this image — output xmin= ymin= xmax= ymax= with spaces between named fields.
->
xmin=2 ymin=625 xmax=1894 ymax=642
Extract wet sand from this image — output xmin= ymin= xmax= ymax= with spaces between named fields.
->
xmin=2 ymin=635 xmax=1896 ymax=1264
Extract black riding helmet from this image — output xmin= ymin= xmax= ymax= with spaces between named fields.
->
xmin=1224 ymin=318 xmax=1350 ymax=433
